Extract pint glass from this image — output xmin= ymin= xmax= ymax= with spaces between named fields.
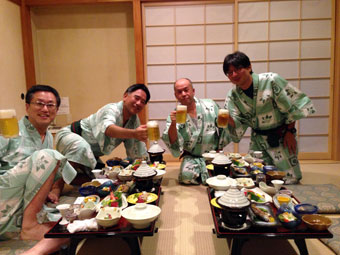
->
xmin=176 ymin=105 xmax=187 ymax=124
xmin=0 ymin=109 xmax=19 ymax=138
xmin=217 ymin=109 xmax=229 ymax=128
xmin=147 ymin=120 xmax=160 ymax=141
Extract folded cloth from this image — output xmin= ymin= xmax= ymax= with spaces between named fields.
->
xmin=67 ymin=218 xmax=98 ymax=233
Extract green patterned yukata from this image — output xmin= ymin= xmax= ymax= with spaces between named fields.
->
xmin=56 ymin=101 xmax=148 ymax=170
xmin=162 ymin=97 xmax=227 ymax=184
xmin=0 ymin=117 xmax=77 ymax=237
xmin=223 ymin=72 xmax=315 ymax=183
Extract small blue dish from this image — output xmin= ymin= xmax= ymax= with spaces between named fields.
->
xmin=263 ymin=165 xmax=277 ymax=174
xmin=277 ymin=205 xmax=301 ymax=229
xmin=79 ymin=186 xmax=96 ymax=196
xmin=294 ymin=204 xmax=318 ymax=215
xmin=96 ymin=181 xmax=118 ymax=197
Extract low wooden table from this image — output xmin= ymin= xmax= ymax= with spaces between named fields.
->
xmin=207 ymin=188 xmax=333 ymax=255
xmin=45 ymin=185 xmax=162 ymax=255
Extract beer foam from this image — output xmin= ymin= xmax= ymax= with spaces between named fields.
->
xmin=0 ymin=109 xmax=16 ymax=119
xmin=177 ymin=105 xmax=187 ymax=111
xmin=219 ymin=109 xmax=229 ymax=114
xmin=147 ymin=120 xmax=158 ymax=128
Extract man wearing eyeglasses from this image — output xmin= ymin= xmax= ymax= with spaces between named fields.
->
xmin=221 ymin=51 xmax=316 ymax=184
xmin=0 ymin=85 xmax=77 ymax=254
xmin=55 ymin=84 xmax=150 ymax=181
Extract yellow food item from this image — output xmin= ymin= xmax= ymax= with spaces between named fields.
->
xmin=277 ymin=195 xmax=290 ymax=205
xmin=253 ymin=162 xmax=263 ymax=168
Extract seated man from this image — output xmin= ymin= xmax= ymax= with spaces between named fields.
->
xmin=162 ymin=78 xmax=229 ymax=185
xmin=0 ymin=85 xmax=77 ymax=255
xmin=56 ymin=84 xmax=150 ymax=180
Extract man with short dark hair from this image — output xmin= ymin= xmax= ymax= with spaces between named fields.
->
xmin=56 ymin=84 xmax=150 ymax=178
xmin=0 ymin=84 xmax=77 ymax=254
xmin=222 ymin=51 xmax=316 ymax=184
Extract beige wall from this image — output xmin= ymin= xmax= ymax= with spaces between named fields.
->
xmin=30 ymin=3 xmax=137 ymax=159
xmin=0 ymin=0 xmax=27 ymax=119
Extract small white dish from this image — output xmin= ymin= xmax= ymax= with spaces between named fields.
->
xmin=92 ymin=169 xmax=102 ymax=179
xmin=271 ymin=179 xmax=284 ymax=191
xmin=96 ymin=207 xmax=121 ymax=228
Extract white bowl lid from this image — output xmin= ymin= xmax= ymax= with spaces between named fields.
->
xmin=133 ymin=161 xmax=157 ymax=178
xmin=148 ymin=141 xmax=165 ymax=154
xmin=206 ymin=175 xmax=236 ymax=189
xmin=121 ymin=203 xmax=161 ymax=220
xmin=217 ymin=184 xmax=250 ymax=208
xmin=212 ymin=151 xmax=231 ymax=165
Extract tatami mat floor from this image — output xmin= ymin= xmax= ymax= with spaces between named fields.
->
xmin=78 ymin=161 xmax=340 ymax=255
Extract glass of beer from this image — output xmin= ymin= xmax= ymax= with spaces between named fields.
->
xmin=176 ymin=105 xmax=187 ymax=124
xmin=147 ymin=120 xmax=160 ymax=141
xmin=217 ymin=109 xmax=229 ymax=128
xmin=0 ymin=109 xmax=19 ymax=138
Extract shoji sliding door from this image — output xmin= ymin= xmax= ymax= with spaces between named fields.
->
xmin=142 ymin=0 xmax=334 ymax=159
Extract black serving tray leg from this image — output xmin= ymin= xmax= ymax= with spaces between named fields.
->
xmin=123 ymin=237 xmax=141 ymax=255
xmin=230 ymin=238 xmax=247 ymax=255
xmin=294 ymin=238 xmax=308 ymax=255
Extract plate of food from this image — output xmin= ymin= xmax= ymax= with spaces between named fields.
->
xmin=127 ymin=192 xmax=158 ymax=204
xmin=236 ymin=178 xmax=255 ymax=189
xmin=97 ymin=191 xmax=128 ymax=211
xmin=231 ymin=166 xmax=251 ymax=178
xmin=249 ymin=203 xmax=278 ymax=227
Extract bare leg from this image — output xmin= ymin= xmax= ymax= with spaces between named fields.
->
xmin=21 ymin=161 xmax=60 ymax=240
xmin=21 ymin=238 xmax=69 ymax=255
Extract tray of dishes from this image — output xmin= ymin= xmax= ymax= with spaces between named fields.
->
xmin=248 ymin=203 xmax=279 ymax=227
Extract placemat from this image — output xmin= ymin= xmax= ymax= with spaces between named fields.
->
xmin=284 ymin=184 xmax=340 ymax=214
xmin=320 ymin=217 xmax=340 ymax=255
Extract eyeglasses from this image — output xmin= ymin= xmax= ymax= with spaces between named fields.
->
xmin=226 ymin=68 xmax=243 ymax=77
xmin=30 ymin=101 xmax=57 ymax=110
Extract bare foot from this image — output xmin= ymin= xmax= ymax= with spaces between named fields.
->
xmin=21 ymin=222 xmax=55 ymax=240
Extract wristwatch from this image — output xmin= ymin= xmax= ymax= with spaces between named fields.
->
xmin=287 ymin=127 xmax=297 ymax=134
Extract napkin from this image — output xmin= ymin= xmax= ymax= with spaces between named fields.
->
xmin=67 ymin=218 xmax=98 ymax=233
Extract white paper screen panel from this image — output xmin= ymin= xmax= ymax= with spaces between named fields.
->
xmin=270 ymin=1 xmax=300 ymax=20
xmin=149 ymin=102 xmax=176 ymax=119
xmin=238 ymin=43 xmax=268 ymax=60
xmin=206 ymin=44 xmax=234 ymax=63
xmin=299 ymin=117 xmax=329 ymax=135
xmin=176 ymin=26 xmax=204 ymax=44
xmin=176 ymin=45 xmax=204 ymax=63
xmin=175 ymin=5 xmax=204 ymax=24
xmin=148 ymin=84 xmax=174 ymax=101
xmin=147 ymin=65 xmax=175 ymax=83
xmin=269 ymin=41 xmax=299 ymax=60
xmin=299 ymin=136 xmax=328 ymax=153
xmin=301 ymin=41 xmax=331 ymax=59
xmin=300 ymin=79 xmax=330 ymax=97
xmin=146 ymin=27 xmax=174 ymax=45
xmin=238 ymin=23 xmax=268 ymax=42
xmin=147 ymin=46 xmax=175 ymax=64
xmin=206 ymin=4 xmax=233 ymax=23
xmin=301 ymin=0 xmax=332 ymax=19
xmin=300 ymin=60 xmax=330 ymax=78
xmin=176 ymin=65 xmax=205 ymax=81
xmin=269 ymin=21 xmax=300 ymax=40
xmin=206 ymin=64 xmax=227 ymax=81
xmin=301 ymin=20 xmax=331 ymax=39
xmin=206 ymin=82 xmax=234 ymax=100
xmin=310 ymin=98 xmax=330 ymax=116
xmin=144 ymin=7 xmax=174 ymax=26
xmin=206 ymin=24 xmax=233 ymax=43
xmin=269 ymin=61 xmax=299 ymax=78
xmin=238 ymin=2 xmax=268 ymax=21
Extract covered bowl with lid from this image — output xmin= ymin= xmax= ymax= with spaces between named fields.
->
xmin=206 ymin=175 xmax=236 ymax=191
xmin=211 ymin=151 xmax=232 ymax=176
xmin=121 ymin=203 xmax=161 ymax=229
xmin=147 ymin=141 xmax=165 ymax=163
xmin=133 ymin=161 xmax=157 ymax=192
xmin=217 ymin=184 xmax=250 ymax=228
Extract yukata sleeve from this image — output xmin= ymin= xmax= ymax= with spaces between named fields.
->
xmin=123 ymin=117 xmax=148 ymax=160
xmin=272 ymin=74 xmax=316 ymax=124
xmin=161 ymin=115 xmax=182 ymax=158
xmin=0 ymin=137 xmax=9 ymax=159
xmin=92 ymin=105 xmax=120 ymax=153
xmin=224 ymin=93 xmax=249 ymax=143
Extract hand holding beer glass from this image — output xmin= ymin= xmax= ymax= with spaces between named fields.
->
xmin=147 ymin=120 xmax=160 ymax=141
xmin=217 ymin=109 xmax=229 ymax=128
xmin=0 ymin=109 xmax=19 ymax=138
xmin=176 ymin=105 xmax=187 ymax=124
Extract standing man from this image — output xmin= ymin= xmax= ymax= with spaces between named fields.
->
xmin=0 ymin=85 xmax=77 ymax=254
xmin=162 ymin=78 xmax=227 ymax=185
xmin=222 ymin=51 xmax=315 ymax=184
xmin=56 ymin=84 xmax=150 ymax=180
